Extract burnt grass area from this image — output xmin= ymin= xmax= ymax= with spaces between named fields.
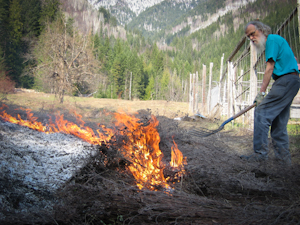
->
xmin=1 ymin=105 xmax=300 ymax=225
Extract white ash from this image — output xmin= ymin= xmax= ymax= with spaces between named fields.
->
xmin=0 ymin=119 xmax=98 ymax=222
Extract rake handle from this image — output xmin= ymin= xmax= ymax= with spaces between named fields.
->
xmin=232 ymin=103 xmax=256 ymax=120
xmin=220 ymin=103 xmax=256 ymax=127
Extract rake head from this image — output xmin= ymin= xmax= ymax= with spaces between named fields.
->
xmin=188 ymin=104 xmax=256 ymax=137
xmin=188 ymin=126 xmax=224 ymax=137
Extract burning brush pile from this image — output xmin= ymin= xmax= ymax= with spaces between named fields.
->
xmin=0 ymin=104 xmax=213 ymax=224
xmin=0 ymin=104 xmax=186 ymax=191
xmin=1 ymin=103 xmax=300 ymax=225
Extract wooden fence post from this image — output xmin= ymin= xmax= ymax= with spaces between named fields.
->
xmin=250 ymin=41 xmax=258 ymax=103
xmin=193 ymin=73 xmax=196 ymax=113
xmin=233 ymin=65 xmax=237 ymax=115
xmin=195 ymin=71 xmax=199 ymax=113
xmin=218 ymin=54 xmax=224 ymax=104
xmin=189 ymin=73 xmax=199 ymax=113
xmin=202 ymin=65 xmax=207 ymax=114
xmin=129 ymin=72 xmax=132 ymax=100
xmin=207 ymin=62 xmax=213 ymax=114
xmin=238 ymin=69 xmax=243 ymax=104
xmin=223 ymin=80 xmax=227 ymax=115
xmin=298 ymin=0 xmax=300 ymax=42
xmin=189 ymin=73 xmax=192 ymax=112
xmin=250 ymin=41 xmax=258 ymax=125
xmin=227 ymin=61 xmax=231 ymax=116
xmin=229 ymin=62 xmax=235 ymax=116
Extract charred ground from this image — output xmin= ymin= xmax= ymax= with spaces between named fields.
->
xmin=1 ymin=102 xmax=300 ymax=225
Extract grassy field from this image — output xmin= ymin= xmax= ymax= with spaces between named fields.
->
xmin=3 ymin=90 xmax=191 ymax=120
xmin=2 ymin=90 xmax=299 ymax=130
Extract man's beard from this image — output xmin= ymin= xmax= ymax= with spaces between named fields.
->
xmin=254 ymin=34 xmax=266 ymax=55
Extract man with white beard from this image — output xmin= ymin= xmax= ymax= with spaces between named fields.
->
xmin=240 ymin=21 xmax=300 ymax=165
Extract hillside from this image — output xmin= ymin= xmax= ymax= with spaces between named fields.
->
xmin=87 ymin=0 xmax=165 ymax=25
xmin=89 ymin=0 xmax=165 ymax=16
xmin=61 ymin=0 xmax=103 ymax=34
xmin=127 ymin=0 xmax=258 ymax=42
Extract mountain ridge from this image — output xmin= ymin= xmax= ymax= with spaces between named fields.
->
xmin=88 ymin=0 xmax=165 ymax=16
xmin=86 ymin=0 xmax=258 ymax=42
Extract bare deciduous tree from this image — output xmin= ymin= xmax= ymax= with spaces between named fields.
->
xmin=33 ymin=15 xmax=101 ymax=103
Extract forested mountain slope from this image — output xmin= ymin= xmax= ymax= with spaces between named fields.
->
xmin=127 ymin=0 xmax=257 ymax=43
xmin=88 ymin=0 xmax=165 ymax=25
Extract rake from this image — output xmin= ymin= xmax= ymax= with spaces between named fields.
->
xmin=189 ymin=103 xmax=256 ymax=137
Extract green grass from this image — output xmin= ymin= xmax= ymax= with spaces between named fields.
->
xmin=288 ymin=123 xmax=300 ymax=164
xmin=287 ymin=124 xmax=300 ymax=135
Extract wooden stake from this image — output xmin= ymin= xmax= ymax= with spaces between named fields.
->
xmin=129 ymin=72 xmax=132 ymax=100
xmin=218 ymin=54 xmax=224 ymax=105
xmin=207 ymin=63 xmax=213 ymax=114
xmin=202 ymin=65 xmax=207 ymax=114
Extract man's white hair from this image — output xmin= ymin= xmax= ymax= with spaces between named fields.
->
xmin=245 ymin=21 xmax=272 ymax=37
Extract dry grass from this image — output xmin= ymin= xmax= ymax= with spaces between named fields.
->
xmin=6 ymin=91 xmax=191 ymax=120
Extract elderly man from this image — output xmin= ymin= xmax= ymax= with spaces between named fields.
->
xmin=240 ymin=21 xmax=300 ymax=165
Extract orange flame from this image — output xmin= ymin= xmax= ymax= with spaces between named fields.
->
xmin=0 ymin=104 xmax=186 ymax=191
xmin=170 ymin=139 xmax=187 ymax=168
xmin=170 ymin=139 xmax=187 ymax=182
xmin=113 ymin=111 xmax=169 ymax=190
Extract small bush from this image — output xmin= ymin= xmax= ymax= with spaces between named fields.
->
xmin=0 ymin=74 xmax=15 ymax=94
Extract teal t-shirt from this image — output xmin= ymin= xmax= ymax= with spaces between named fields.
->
xmin=265 ymin=34 xmax=299 ymax=79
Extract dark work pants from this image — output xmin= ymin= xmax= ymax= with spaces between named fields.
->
xmin=253 ymin=74 xmax=300 ymax=160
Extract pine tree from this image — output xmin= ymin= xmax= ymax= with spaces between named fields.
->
xmin=93 ymin=33 xmax=101 ymax=60
xmin=9 ymin=0 xmax=23 ymax=45
xmin=39 ymin=0 xmax=60 ymax=31
xmin=0 ymin=45 xmax=6 ymax=76
xmin=21 ymin=0 xmax=41 ymax=37
xmin=0 ymin=0 xmax=9 ymax=49
xmin=111 ymin=56 xmax=123 ymax=98
xmin=160 ymin=68 xmax=170 ymax=100
xmin=151 ymin=43 xmax=163 ymax=73
xmin=144 ymin=75 xmax=155 ymax=100
xmin=98 ymin=7 xmax=110 ymax=24
xmin=6 ymin=0 xmax=23 ymax=84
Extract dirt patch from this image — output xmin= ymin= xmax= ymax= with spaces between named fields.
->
xmin=1 ymin=103 xmax=300 ymax=224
